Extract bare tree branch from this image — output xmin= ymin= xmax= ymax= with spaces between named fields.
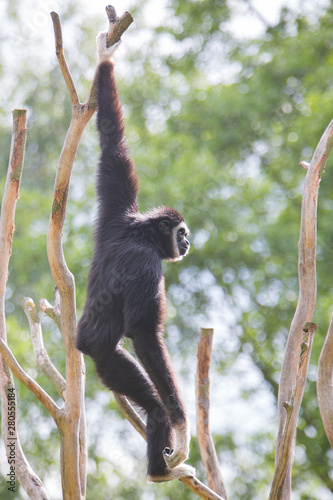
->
xmin=314 ymin=123 xmax=333 ymax=448
xmin=78 ymin=376 xmax=87 ymax=498
xmin=0 ymin=109 xmax=50 ymax=499
xmin=269 ymin=323 xmax=316 ymax=499
xmin=22 ymin=297 xmax=66 ymax=399
xmin=113 ymin=393 xmax=147 ymax=440
xmin=49 ymin=11 xmax=93 ymax=499
xmin=273 ymin=118 xmax=333 ymax=498
xmin=39 ymin=298 xmax=61 ymax=330
xmin=39 ymin=287 xmax=62 ymax=337
xmin=105 ymin=5 xmax=134 ymax=47
xmin=50 ymin=12 xmax=79 ymax=107
xmin=0 ymin=339 xmax=62 ymax=423
xmin=180 ymin=476 xmax=226 ymax=500
xmin=196 ymin=328 xmax=227 ymax=498
xmin=0 ymin=110 xmax=27 ymax=324
xmin=299 ymin=161 xmax=310 ymax=170
xmin=317 ymin=312 xmax=333 ymax=448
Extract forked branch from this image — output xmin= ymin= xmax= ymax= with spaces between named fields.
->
xmin=0 ymin=339 xmax=61 ymax=423
xmin=22 ymin=297 xmax=66 ymax=399
xmin=196 ymin=328 xmax=227 ymax=498
xmin=273 ymin=118 xmax=333 ymax=498
xmin=48 ymin=10 xmax=93 ymax=500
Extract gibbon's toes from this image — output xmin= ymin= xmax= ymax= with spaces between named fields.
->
xmin=163 ymin=447 xmax=188 ymax=469
xmin=163 ymin=419 xmax=191 ymax=468
xmin=163 ymin=447 xmax=174 ymax=456
xmin=147 ymin=464 xmax=196 ymax=483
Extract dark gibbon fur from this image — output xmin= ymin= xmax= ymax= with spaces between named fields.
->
xmin=76 ymin=35 xmax=193 ymax=482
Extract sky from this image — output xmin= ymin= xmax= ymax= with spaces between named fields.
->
xmin=2 ymin=0 xmax=329 ymax=57
xmin=23 ymin=0 xmax=331 ymax=36
xmin=0 ymin=0 xmax=329 ymax=75
xmin=0 ymin=0 xmax=329 ymax=116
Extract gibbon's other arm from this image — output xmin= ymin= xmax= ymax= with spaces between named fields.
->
xmin=96 ymin=33 xmax=139 ymax=221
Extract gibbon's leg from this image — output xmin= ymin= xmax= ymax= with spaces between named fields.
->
xmin=131 ymin=333 xmax=192 ymax=471
xmin=92 ymin=345 xmax=172 ymax=477
xmin=93 ymin=345 xmax=194 ymax=481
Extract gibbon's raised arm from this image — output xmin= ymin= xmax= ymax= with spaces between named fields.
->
xmin=96 ymin=59 xmax=139 ymax=219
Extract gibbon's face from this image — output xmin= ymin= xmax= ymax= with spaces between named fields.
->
xmin=158 ymin=219 xmax=190 ymax=262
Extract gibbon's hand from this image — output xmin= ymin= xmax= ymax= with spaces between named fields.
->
xmin=97 ymin=32 xmax=121 ymax=63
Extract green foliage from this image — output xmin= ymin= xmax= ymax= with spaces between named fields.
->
xmin=1 ymin=1 xmax=333 ymax=499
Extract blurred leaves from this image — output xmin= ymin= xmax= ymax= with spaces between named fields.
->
xmin=1 ymin=0 xmax=333 ymax=499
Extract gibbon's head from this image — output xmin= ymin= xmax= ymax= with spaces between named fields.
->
xmin=146 ymin=207 xmax=190 ymax=262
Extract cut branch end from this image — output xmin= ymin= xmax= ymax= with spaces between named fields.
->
xmin=50 ymin=11 xmax=63 ymax=54
xmin=299 ymin=161 xmax=310 ymax=170
xmin=105 ymin=5 xmax=134 ymax=47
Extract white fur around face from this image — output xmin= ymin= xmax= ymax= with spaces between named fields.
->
xmin=97 ymin=31 xmax=121 ymax=63
xmin=168 ymin=222 xmax=190 ymax=262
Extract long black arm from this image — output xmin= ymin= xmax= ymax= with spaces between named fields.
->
xmin=96 ymin=61 xmax=139 ymax=219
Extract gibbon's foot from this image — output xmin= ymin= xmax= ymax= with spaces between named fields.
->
xmin=97 ymin=31 xmax=121 ymax=63
xmin=147 ymin=464 xmax=196 ymax=483
xmin=163 ymin=448 xmax=188 ymax=470
xmin=163 ymin=420 xmax=190 ymax=469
